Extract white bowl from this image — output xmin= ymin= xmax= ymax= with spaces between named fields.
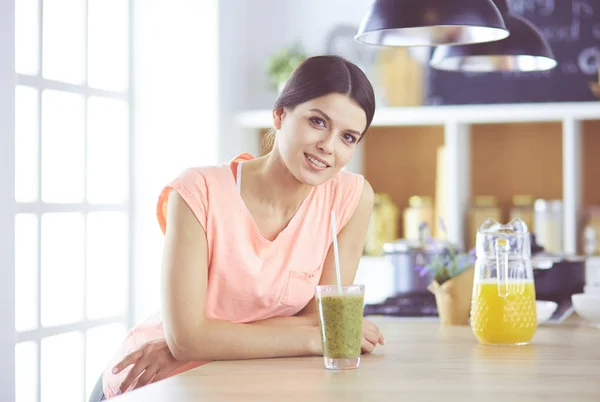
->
xmin=572 ymin=293 xmax=600 ymax=328
xmin=536 ymin=301 xmax=557 ymax=323
xmin=584 ymin=284 xmax=600 ymax=295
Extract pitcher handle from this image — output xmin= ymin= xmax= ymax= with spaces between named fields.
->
xmin=495 ymin=238 xmax=510 ymax=297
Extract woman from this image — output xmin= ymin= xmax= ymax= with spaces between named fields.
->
xmin=90 ymin=54 xmax=384 ymax=401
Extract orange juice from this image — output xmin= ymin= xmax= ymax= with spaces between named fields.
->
xmin=470 ymin=279 xmax=537 ymax=345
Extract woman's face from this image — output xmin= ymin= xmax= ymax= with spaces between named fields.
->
xmin=273 ymin=93 xmax=368 ymax=186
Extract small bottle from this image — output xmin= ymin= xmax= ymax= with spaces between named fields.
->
xmin=509 ymin=195 xmax=534 ymax=232
xmin=583 ymin=226 xmax=598 ymax=257
xmin=533 ymin=199 xmax=563 ymax=254
xmin=364 ymin=193 xmax=399 ymax=256
xmin=583 ymin=206 xmax=600 ymax=256
xmin=403 ymin=195 xmax=434 ymax=241
xmin=468 ymin=196 xmax=502 ymax=250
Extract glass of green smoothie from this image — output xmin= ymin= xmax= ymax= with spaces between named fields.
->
xmin=315 ymin=284 xmax=365 ymax=370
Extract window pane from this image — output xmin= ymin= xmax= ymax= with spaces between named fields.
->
xmin=15 ymin=0 xmax=40 ymax=75
xmin=15 ymin=214 xmax=38 ymax=332
xmin=86 ymin=323 xmax=127 ymax=400
xmin=15 ymin=86 xmax=39 ymax=203
xmin=42 ymin=0 xmax=85 ymax=84
xmin=15 ymin=341 xmax=38 ymax=402
xmin=88 ymin=0 xmax=129 ymax=91
xmin=87 ymin=97 xmax=129 ymax=204
xmin=41 ymin=90 xmax=85 ymax=203
xmin=41 ymin=332 xmax=84 ymax=402
xmin=86 ymin=212 xmax=128 ymax=320
xmin=41 ymin=213 xmax=84 ymax=327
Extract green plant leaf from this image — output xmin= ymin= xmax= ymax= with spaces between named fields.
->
xmin=266 ymin=44 xmax=308 ymax=90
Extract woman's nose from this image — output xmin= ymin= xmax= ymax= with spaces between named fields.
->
xmin=317 ymin=133 xmax=335 ymax=154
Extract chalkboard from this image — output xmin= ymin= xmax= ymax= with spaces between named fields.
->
xmin=426 ymin=0 xmax=600 ymax=105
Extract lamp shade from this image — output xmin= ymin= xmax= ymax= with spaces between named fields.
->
xmin=429 ymin=12 xmax=557 ymax=72
xmin=354 ymin=0 xmax=509 ymax=47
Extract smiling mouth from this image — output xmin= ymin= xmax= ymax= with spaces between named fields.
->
xmin=304 ymin=153 xmax=330 ymax=168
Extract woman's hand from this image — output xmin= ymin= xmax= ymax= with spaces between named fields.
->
xmin=361 ymin=319 xmax=385 ymax=354
xmin=111 ymin=339 xmax=188 ymax=394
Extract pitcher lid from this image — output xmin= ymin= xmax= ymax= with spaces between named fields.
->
xmin=476 ymin=218 xmax=531 ymax=258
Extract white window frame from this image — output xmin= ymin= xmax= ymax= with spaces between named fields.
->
xmin=1 ymin=1 xmax=17 ymax=400
xmin=1 ymin=0 xmax=135 ymax=400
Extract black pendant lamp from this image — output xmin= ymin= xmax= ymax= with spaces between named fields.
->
xmin=354 ymin=0 xmax=509 ymax=47
xmin=429 ymin=0 xmax=557 ymax=72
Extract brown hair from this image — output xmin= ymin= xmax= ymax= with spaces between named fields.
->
xmin=263 ymin=55 xmax=376 ymax=153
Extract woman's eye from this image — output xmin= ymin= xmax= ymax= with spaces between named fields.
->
xmin=310 ymin=117 xmax=326 ymax=127
xmin=343 ymin=133 xmax=358 ymax=144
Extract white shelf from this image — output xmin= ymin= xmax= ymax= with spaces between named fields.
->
xmin=236 ymin=101 xmax=600 ymax=129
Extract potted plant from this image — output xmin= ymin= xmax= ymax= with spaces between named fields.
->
xmin=417 ymin=220 xmax=476 ymax=326
xmin=266 ymin=44 xmax=307 ymax=94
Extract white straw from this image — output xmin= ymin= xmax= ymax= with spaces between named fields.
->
xmin=330 ymin=210 xmax=343 ymax=294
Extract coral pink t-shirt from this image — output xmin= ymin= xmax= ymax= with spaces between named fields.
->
xmin=101 ymin=153 xmax=364 ymax=398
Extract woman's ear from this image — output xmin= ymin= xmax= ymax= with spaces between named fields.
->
xmin=272 ymin=108 xmax=285 ymax=130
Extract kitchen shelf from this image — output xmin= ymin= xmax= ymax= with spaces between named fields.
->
xmin=470 ymin=121 xmax=563 ymax=249
xmin=235 ymin=101 xmax=600 ymax=253
xmin=236 ymin=102 xmax=600 ymax=128
xmin=363 ymin=126 xmax=443 ymax=221
xmin=583 ymin=120 xmax=600 ymax=207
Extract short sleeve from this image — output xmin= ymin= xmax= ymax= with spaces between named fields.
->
xmin=156 ymin=168 xmax=208 ymax=235
xmin=335 ymin=172 xmax=365 ymax=232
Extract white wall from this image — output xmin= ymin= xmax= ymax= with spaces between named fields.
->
xmin=234 ymin=0 xmax=374 ymax=110
xmin=286 ymin=0 xmax=373 ymax=55
xmin=132 ymin=0 xmax=218 ymax=323
xmin=217 ymin=0 xmax=253 ymax=161
xmin=217 ymin=0 xmax=294 ymax=161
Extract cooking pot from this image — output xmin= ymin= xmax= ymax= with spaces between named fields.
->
xmin=532 ymin=253 xmax=586 ymax=302
xmin=529 ymin=234 xmax=586 ymax=302
xmin=383 ymin=238 xmax=450 ymax=294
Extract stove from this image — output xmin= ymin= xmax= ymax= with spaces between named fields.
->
xmin=363 ymin=291 xmax=438 ymax=318
xmin=363 ymin=291 xmax=576 ymax=322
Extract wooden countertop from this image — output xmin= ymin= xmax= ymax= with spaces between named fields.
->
xmin=112 ymin=318 xmax=599 ymax=402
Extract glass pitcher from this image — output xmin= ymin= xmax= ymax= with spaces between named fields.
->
xmin=470 ymin=218 xmax=538 ymax=345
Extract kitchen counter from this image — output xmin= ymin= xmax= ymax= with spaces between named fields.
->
xmin=112 ymin=318 xmax=599 ymax=402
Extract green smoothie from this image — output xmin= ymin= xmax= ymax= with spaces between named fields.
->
xmin=316 ymin=294 xmax=364 ymax=359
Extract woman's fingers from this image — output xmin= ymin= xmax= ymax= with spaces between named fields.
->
xmin=117 ymin=357 xmax=150 ymax=395
xmin=132 ymin=365 xmax=159 ymax=390
xmin=363 ymin=320 xmax=385 ymax=345
xmin=112 ymin=349 xmax=143 ymax=375
xmin=364 ymin=320 xmax=384 ymax=342
xmin=362 ymin=326 xmax=380 ymax=346
xmin=152 ymin=367 xmax=174 ymax=383
xmin=152 ymin=360 xmax=185 ymax=383
xmin=361 ymin=338 xmax=375 ymax=354
xmin=361 ymin=320 xmax=385 ymax=355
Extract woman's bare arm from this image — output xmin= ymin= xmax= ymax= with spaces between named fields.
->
xmin=161 ymin=190 xmax=321 ymax=361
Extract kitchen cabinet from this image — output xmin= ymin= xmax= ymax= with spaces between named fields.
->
xmin=583 ymin=120 xmax=600 ymax=207
xmin=363 ymin=125 xmax=443 ymax=227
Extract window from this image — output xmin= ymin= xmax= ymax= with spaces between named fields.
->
xmin=4 ymin=0 xmax=133 ymax=401
xmin=2 ymin=1 xmax=220 ymax=400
